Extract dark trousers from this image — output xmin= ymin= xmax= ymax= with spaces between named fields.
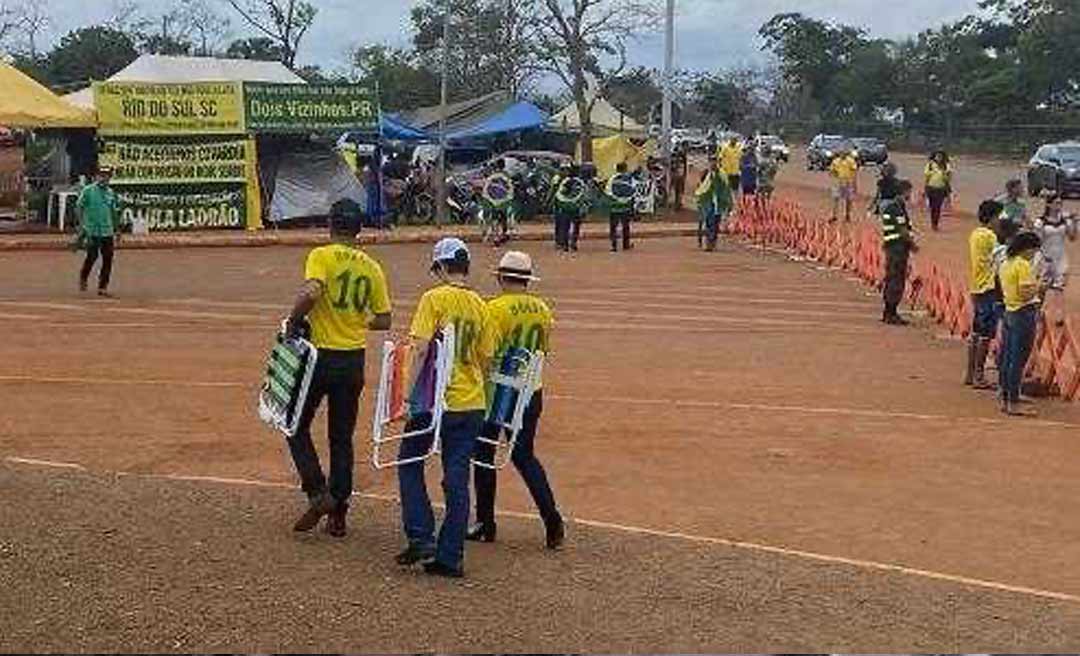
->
xmin=286 ymin=349 xmax=365 ymax=508
xmin=883 ymin=242 xmax=911 ymax=316
xmin=398 ymin=409 xmax=484 ymax=570
xmin=727 ymin=174 xmax=741 ymax=194
xmin=1000 ymin=306 xmax=1037 ymax=403
xmin=80 ymin=236 xmax=115 ymax=291
xmin=473 ymin=392 xmax=561 ymax=528
xmin=926 ymin=187 xmax=948 ymax=229
xmin=672 ymin=176 xmax=685 ymax=210
xmin=609 ymin=210 xmax=632 ymax=250
xmin=554 ymin=211 xmax=573 ymax=251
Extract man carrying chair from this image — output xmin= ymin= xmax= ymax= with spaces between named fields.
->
xmin=282 ymin=201 xmax=393 ymax=537
xmin=468 ymin=251 xmax=565 ymax=550
xmin=396 ymin=238 xmax=498 ymax=578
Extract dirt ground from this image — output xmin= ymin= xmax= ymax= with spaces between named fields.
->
xmin=3 ymin=228 xmax=1080 ymax=651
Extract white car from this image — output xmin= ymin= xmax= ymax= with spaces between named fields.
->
xmin=755 ymin=135 xmax=790 ymax=162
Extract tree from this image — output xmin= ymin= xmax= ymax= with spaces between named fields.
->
xmin=44 ymin=26 xmax=138 ymax=88
xmin=411 ymin=0 xmax=538 ymax=101
xmin=225 ymin=36 xmax=286 ymax=61
xmin=604 ymin=66 xmax=660 ymax=124
xmin=351 ymin=45 xmax=440 ymax=111
xmin=759 ymin=12 xmax=867 ymax=118
xmin=532 ymin=0 xmax=660 ymax=160
xmin=223 ymin=0 xmax=316 ymax=67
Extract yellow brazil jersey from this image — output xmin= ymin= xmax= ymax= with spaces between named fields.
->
xmin=720 ymin=144 xmax=742 ymax=176
xmin=304 ymin=244 xmax=391 ymax=350
xmin=968 ymin=226 xmax=998 ymax=294
xmin=487 ymin=292 xmax=554 ymax=390
xmin=925 ymin=162 xmax=950 ymax=189
xmin=830 ymin=156 xmax=858 ymax=182
xmin=410 ymin=283 xmax=497 ymax=412
xmin=1000 ymin=256 xmax=1038 ymax=312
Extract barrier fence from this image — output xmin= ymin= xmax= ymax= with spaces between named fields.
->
xmin=725 ymin=196 xmax=1080 ymax=402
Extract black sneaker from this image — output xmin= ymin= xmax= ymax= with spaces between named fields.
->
xmin=395 ymin=544 xmax=435 ymax=566
xmin=423 ymin=560 xmax=464 ymax=578
xmin=466 ymin=522 xmax=496 ymax=543
xmin=545 ymin=519 xmax=565 ymax=550
xmin=325 ymin=504 xmax=347 ymax=538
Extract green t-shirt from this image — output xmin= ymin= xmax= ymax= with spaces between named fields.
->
xmin=77 ymin=183 xmax=118 ymax=237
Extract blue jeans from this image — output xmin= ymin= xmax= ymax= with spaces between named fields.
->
xmin=398 ymin=409 xmax=484 ymax=570
xmin=1000 ymin=306 xmax=1037 ymax=403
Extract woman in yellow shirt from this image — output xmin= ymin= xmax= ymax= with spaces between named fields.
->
xmin=997 ymin=231 xmax=1043 ymax=416
xmin=924 ymin=150 xmax=952 ymax=231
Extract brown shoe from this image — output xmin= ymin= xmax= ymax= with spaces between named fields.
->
xmin=293 ymin=493 xmax=333 ymax=532
xmin=326 ymin=504 xmax=347 ymax=538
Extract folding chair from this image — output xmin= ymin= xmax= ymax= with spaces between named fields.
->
xmin=472 ymin=346 xmax=545 ymax=471
xmin=258 ymin=334 xmax=319 ymax=438
xmin=371 ymin=324 xmax=456 ymax=469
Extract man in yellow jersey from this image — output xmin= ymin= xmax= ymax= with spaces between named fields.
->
xmin=468 ymin=251 xmax=564 ymax=549
xmin=396 ymin=237 xmax=497 ymax=578
xmin=283 ymin=202 xmax=392 ymax=537
xmin=964 ymin=199 xmax=1003 ymax=389
xmin=718 ymin=137 xmax=743 ymax=196
xmin=998 ymin=231 xmax=1043 ymax=416
xmin=830 ymin=150 xmax=859 ymax=222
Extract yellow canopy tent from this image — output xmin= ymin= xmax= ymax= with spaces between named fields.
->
xmin=0 ymin=62 xmax=96 ymax=128
xmin=579 ymin=134 xmax=657 ymax=180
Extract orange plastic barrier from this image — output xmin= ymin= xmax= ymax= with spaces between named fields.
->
xmin=726 ymin=196 xmax=1079 ymax=402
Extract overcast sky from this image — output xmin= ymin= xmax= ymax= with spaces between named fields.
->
xmin=44 ymin=0 xmax=987 ymax=78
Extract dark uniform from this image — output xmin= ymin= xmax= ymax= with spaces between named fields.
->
xmin=880 ymin=197 xmax=915 ymax=324
xmin=606 ymin=171 xmax=636 ymax=251
xmin=553 ymin=174 xmax=588 ymax=251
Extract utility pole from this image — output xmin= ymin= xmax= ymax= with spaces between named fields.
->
xmin=436 ymin=2 xmax=451 ymax=224
xmin=661 ymin=0 xmax=675 ymax=204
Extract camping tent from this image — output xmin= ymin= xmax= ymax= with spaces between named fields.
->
xmin=0 ymin=62 xmax=95 ymax=128
xmin=548 ymin=96 xmax=646 ymax=138
xmin=63 ymin=55 xmax=304 ymax=110
xmin=399 ymin=91 xmax=546 ymax=142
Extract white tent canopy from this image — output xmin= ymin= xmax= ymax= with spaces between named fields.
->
xmin=63 ymin=55 xmax=305 ymax=110
xmin=548 ymin=90 xmax=646 ymax=138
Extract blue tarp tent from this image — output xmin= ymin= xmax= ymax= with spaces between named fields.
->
xmin=446 ymin=101 xmax=546 ymax=141
xmin=381 ymin=114 xmax=430 ymax=141
xmin=399 ymin=92 xmax=546 ymax=143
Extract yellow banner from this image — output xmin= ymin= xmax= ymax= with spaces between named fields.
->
xmin=100 ymin=138 xmax=252 ymax=184
xmin=95 ymin=82 xmax=245 ymax=135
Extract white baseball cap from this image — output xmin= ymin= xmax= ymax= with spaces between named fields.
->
xmin=495 ymin=250 xmax=540 ymax=281
xmin=431 ymin=237 xmax=469 ymax=264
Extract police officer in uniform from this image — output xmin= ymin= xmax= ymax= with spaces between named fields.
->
xmin=880 ymin=179 xmax=918 ymax=325
xmin=606 ymin=162 xmax=636 ymax=252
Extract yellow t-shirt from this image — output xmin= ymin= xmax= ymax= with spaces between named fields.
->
xmin=830 ymin=156 xmax=858 ymax=183
xmin=487 ymin=292 xmax=554 ymax=390
xmin=719 ymin=143 xmax=742 ymax=176
xmin=925 ymin=162 xmax=951 ymax=189
xmin=968 ymin=226 xmax=998 ymax=294
xmin=1000 ymin=256 xmax=1038 ymax=312
xmin=410 ymin=283 xmax=497 ymax=412
xmin=304 ymin=244 xmax=391 ymax=350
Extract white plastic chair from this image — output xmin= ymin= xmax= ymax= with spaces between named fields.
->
xmin=371 ymin=324 xmax=456 ymax=469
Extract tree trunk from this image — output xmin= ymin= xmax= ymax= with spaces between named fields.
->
xmin=573 ymin=71 xmax=593 ymax=162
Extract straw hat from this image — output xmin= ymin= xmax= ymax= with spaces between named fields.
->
xmin=494 ymin=250 xmax=540 ymax=281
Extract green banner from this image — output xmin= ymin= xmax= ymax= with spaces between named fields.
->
xmin=117 ymin=186 xmax=246 ymax=231
xmin=244 ymin=83 xmax=378 ymax=132
xmin=102 ymin=139 xmax=251 ymax=185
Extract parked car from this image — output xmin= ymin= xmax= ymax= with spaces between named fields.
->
xmin=1027 ymin=141 xmax=1080 ymax=198
xmin=754 ymin=134 xmax=790 ymax=162
xmin=851 ymin=137 xmax=889 ymax=165
xmin=806 ymin=134 xmax=855 ymax=171
xmin=673 ymin=128 xmax=709 ymax=152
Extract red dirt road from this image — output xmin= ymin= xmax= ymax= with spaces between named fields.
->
xmin=3 ymin=236 xmax=1080 ymax=651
